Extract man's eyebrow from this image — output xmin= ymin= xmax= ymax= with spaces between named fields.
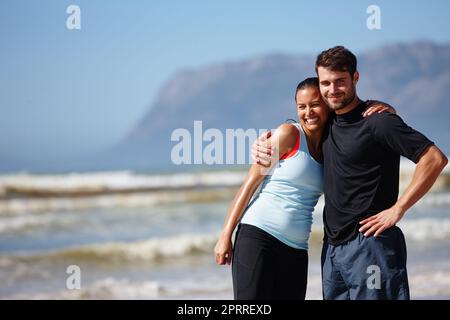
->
xmin=321 ymin=77 xmax=346 ymax=83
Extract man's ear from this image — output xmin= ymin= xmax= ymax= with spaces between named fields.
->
xmin=353 ymin=71 xmax=359 ymax=85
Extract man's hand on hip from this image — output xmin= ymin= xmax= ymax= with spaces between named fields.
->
xmin=359 ymin=205 xmax=405 ymax=237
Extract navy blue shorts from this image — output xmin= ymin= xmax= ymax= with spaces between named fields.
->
xmin=321 ymin=226 xmax=410 ymax=300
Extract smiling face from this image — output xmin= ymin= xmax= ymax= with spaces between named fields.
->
xmin=296 ymin=86 xmax=330 ymax=134
xmin=317 ymin=66 xmax=359 ymax=113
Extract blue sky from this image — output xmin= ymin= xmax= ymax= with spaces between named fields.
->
xmin=1 ymin=0 xmax=450 ymax=163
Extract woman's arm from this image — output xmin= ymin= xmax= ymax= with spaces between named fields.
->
xmin=363 ymin=100 xmax=397 ymax=117
xmin=213 ymin=165 xmax=267 ymax=265
xmin=214 ymin=124 xmax=298 ymax=265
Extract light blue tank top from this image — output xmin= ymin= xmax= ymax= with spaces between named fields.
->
xmin=240 ymin=123 xmax=324 ymax=250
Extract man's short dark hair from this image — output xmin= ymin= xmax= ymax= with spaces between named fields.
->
xmin=315 ymin=46 xmax=357 ymax=78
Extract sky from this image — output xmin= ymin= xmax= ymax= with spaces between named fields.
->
xmin=1 ymin=0 xmax=450 ymax=164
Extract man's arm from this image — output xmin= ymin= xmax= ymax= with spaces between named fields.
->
xmin=359 ymin=145 xmax=448 ymax=237
xmin=251 ymin=131 xmax=273 ymax=167
xmin=252 ymin=105 xmax=397 ymax=167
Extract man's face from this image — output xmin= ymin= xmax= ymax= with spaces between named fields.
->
xmin=317 ymin=67 xmax=359 ymax=111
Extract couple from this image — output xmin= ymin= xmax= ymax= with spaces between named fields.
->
xmin=214 ymin=46 xmax=448 ymax=300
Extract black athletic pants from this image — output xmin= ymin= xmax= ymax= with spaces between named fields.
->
xmin=232 ymin=223 xmax=308 ymax=300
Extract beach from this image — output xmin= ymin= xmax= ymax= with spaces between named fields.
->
xmin=1 ymin=165 xmax=449 ymax=300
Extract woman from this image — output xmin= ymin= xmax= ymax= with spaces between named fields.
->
xmin=214 ymin=77 xmax=392 ymax=299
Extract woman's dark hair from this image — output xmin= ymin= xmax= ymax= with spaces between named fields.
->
xmin=294 ymin=77 xmax=319 ymax=103
xmin=285 ymin=118 xmax=298 ymax=124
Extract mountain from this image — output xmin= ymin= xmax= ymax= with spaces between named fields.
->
xmin=2 ymin=41 xmax=448 ymax=173
xmin=107 ymin=41 xmax=450 ymax=171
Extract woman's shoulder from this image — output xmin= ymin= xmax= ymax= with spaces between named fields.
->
xmin=275 ymin=123 xmax=300 ymax=137
xmin=274 ymin=123 xmax=300 ymax=150
xmin=276 ymin=123 xmax=300 ymax=135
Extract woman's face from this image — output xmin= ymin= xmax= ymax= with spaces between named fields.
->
xmin=296 ymin=86 xmax=329 ymax=133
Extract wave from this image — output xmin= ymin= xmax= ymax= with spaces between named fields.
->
xmin=5 ymin=269 xmax=450 ymax=300
xmin=398 ymin=218 xmax=450 ymax=241
xmin=2 ymin=216 xmax=449 ymax=263
xmin=0 ymin=170 xmax=244 ymax=215
xmin=0 ymin=171 xmax=244 ymax=214
xmin=413 ymin=192 xmax=450 ymax=207
xmin=4 ymin=164 xmax=445 ymax=197
xmin=2 ymin=168 xmax=448 ymax=215
xmin=3 ymin=278 xmax=162 ymax=300
xmin=0 ymin=188 xmax=238 ymax=215
xmin=1 ymin=190 xmax=449 ymax=218
xmin=0 ymin=171 xmax=246 ymax=196
xmin=0 ymin=214 xmax=56 ymax=233
xmin=0 ymin=233 xmax=220 ymax=265
xmin=4 ymin=275 xmax=234 ymax=300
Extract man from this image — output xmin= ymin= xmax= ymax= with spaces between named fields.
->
xmin=252 ymin=46 xmax=448 ymax=299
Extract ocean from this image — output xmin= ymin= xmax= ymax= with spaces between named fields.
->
xmin=0 ymin=170 xmax=449 ymax=300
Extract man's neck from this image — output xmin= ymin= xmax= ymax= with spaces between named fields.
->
xmin=334 ymin=96 xmax=362 ymax=115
